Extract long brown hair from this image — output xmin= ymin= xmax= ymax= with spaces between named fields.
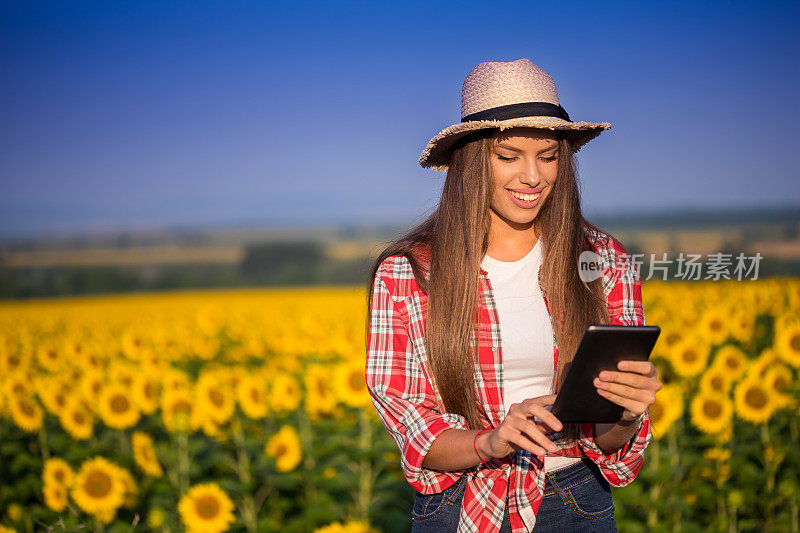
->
xmin=366 ymin=128 xmax=611 ymax=443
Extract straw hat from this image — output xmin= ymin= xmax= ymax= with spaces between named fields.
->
xmin=419 ymin=58 xmax=611 ymax=171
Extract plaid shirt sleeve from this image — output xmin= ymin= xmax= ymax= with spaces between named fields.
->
xmin=577 ymin=239 xmax=652 ymax=487
xmin=365 ymin=261 xmax=470 ymax=494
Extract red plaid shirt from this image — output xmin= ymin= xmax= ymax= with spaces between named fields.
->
xmin=365 ymin=223 xmax=651 ymax=532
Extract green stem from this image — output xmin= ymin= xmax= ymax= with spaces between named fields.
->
xmin=177 ymin=430 xmax=190 ymax=495
xmin=356 ymin=409 xmax=374 ymax=521
xmin=297 ymin=410 xmax=318 ymax=502
xmin=233 ymin=419 xmax=257 ymax=533
xmin=668 ymin=428 xmax=682 ymax=532
xmin=761 ymin=424 xmax=775 ymax=530
xmin=647 ymin=441 xmax=660 ymax=528
xmin=39 ymin=423 xmax=50 ymax=461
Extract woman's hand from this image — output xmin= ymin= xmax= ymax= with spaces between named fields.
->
xmin=593 ymin=360 xmax=662 ymax=423
xmin=478 ymin=395 xmax=563 ymax=459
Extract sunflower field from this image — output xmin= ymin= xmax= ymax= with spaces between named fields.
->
xmin=0 ymin=279 xmax=799 ymax=532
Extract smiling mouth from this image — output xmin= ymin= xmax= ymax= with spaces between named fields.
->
xmin=508 ymin=190 xmax=541 ymax=202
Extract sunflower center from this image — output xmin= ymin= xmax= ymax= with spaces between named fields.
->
xmin=194 ymin=495 xmax=221 ymax=519
xmin=20 ymin=400 xmax=35 ymax=417
xmin=85 ymin=471 xmax=112 ymax=498
xmin=745 ymin=387 xmax=768 ymax=409
xmin=55 ymin=470 xmax=65 ymax=483
xmin=349 ymin=372 xmax=362 ymax=390
xmin=145 ymin=382 xmax=155 ymax=399
xmin=173 ymin=399 xmax=191 ymax=414
xmin=275 ymin=444 xmax=287 ymax=456
xmin=710 ymin=320 xmax=722 ymax=332
xmin=711 ymin=376 xmax=724 ymax=389
xmin=111 ymin=395 xmax=129 ymax=413
xmin=703 ymin=400 xmax=722 ymax=418
xmin=251 ymin=389 xmax=261 ymax=402
xmin=791 ymin=334 xmax=800 ymax=352
xmin=74 ymin=411 xmax=86 ymax=424
xmin=209 ymin=389 xmax=225 ymax=407
xmin=725 ymin=357 xmax=739 ymax=370
xmin=683 ymin=350 xmax=698 ymax=363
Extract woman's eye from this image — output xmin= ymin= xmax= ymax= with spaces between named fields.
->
xmin=541 ymin=154 xmax=558 ymax=162
xmin=496 ymin=154 xmax=516 ymax=161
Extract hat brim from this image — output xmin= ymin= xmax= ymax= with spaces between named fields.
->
xmin=419 ymin=116 xmax=611 ymax=171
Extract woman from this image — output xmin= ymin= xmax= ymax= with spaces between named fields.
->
xmin=364 ymin=58 xmax=661 ymax=533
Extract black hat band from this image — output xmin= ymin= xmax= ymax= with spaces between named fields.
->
xmin=461 ymin=101 xmax=571 ymax=123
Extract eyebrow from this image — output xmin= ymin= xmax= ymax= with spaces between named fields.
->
xmin=496 ymin=142 xmax=558 ymax=153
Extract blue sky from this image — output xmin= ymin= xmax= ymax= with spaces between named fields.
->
xmin=1 ymin=0 xmax=799 ymax=237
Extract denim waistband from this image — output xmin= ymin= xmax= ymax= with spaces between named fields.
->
xmin=543 ymin=456 xmax=601 ymax=488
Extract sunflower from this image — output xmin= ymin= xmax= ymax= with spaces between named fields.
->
xmin=3 ymin=371 xmax=33 ymax=399
xmin=98 ymin=382 xmax=141 ymax=430
xmin=670 ymin=337 xmax=710 ymax=378
xmin=747 ymin=349 xmax=777 ymax=378
xmin=132 ymin=372 xmax=160 ymax=415
xmin=161 ymin=388 xmax=196 ymax=433
xmin=70 ymin=456 xmax=126 ymax=518
xmin=117 ymin=466 xmax=138 ymax=508
xmin=712 ymin=345 xmax=748 ymax=380
xmin=268 ymin=374 xmax=301 ymax=414
xmin=236 ymin=373 xmax=269 ymax=420
xmin=43 ymin=482 xmax=68 ymax=512
xmin=734 ymin=377 xmax=776 ymax=425
xmin=313 ymin=520 xmax=378 ymax=533
xmin=647 ymin=383 xmax=684 ymax=439
xmin=59 ymin=394 xmax=94 ymax=440
xmin=699 ymin=307 xmax=730 ymax=345
xmin=265 ymin=425 xmax=303 ymax=472
xmin=79 ymin=369 xmax=106 ymax=408
xmin=774 ymin=323 xmax=800 ymax=368
xmin=147 ymin=508 xmax=166 ymax=529
xmin=196 ymin=372 xmax=235 ymax=425
xmin=43 ymin=457 xmax=74 ymax=488
xmin=703 ymin=447 xmax=732 ymax=462
xmin=304 ymin=364 xmax=338 ymax=420
xmin=764 ymin=365 xmax=794 ymax=410
xmin=333 ymin=359 xmax=372 ymax=409
xmin=9 ymin=394 xmax=44 ymax=433
xmin=0 ymin=340 xmax=27 ymax=375
xmin=699 ymin=366 xmax=733 ymax=395
xmin=728 ymin=309 xmax=756 ymax=344
xmin=652 ymin=328 xmax=683 ymax=360
xmin=37 ymin=342 xmax=66 ymax=373
xmin=690 ymin=391 xmax=733 ymax=435
xmin=177 ymin=482 xmax=235 ymax=533
xmin=132 ymin=431 xmax=164 ymax=477
xmin=36 ymin=376 xmax=70 ymax=417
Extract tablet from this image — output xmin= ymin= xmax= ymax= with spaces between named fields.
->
xmin=550 ymin=325 xmax=661 ymax=424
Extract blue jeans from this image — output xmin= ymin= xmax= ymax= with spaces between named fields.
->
xmin=410 ymin=457 xmax=617 ymax=532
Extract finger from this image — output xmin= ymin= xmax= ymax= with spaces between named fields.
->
xmin=596 ymin=388 xmax=649 ymax=415
xmin=597 ymin=370 xmax=652 ymax=390
xmin=526 ymin=404 xmax=563 ymax=432
xmin=528 ymin=394 xmax=557 ymax=405
xmin=517 ymin=420 xmax=559 ymax=454
xmin=617 ymin=360 xmax=656 ymax=375
xmin=595 ymin=379 xmax=656 ymax=404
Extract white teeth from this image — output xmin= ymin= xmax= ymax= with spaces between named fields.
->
xmin=510 ymin=191 xmax=540 ymax=202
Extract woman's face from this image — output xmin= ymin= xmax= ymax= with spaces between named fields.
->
xmin=488 ymin=127 xmax=559 ymax=230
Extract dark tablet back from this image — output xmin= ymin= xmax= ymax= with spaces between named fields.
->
xmin=551 ymin=325 xmax=661 ymax=424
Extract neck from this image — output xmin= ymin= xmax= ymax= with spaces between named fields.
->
xmin=486 ymin=211 xmax=540 ymax=257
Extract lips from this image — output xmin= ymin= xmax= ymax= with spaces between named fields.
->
xmin=506 ymin=188 xmax=541 ymax=209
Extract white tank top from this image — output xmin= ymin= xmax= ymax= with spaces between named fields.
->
xmin=480 ymin=239 xmax=583 ymax=471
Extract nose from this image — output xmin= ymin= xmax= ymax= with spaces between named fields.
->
xmin=519 ymin=159 xmax=541 ymax=185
